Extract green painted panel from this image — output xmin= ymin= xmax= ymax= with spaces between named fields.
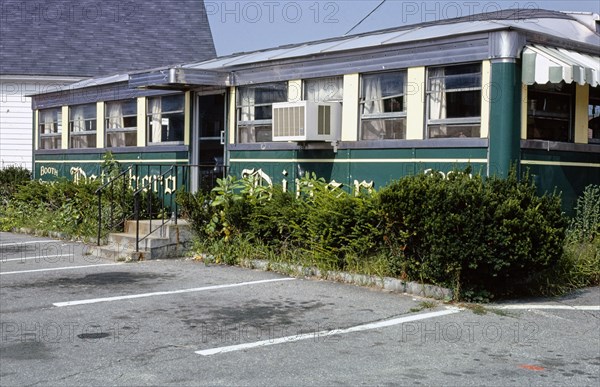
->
xmin=34 ymin=150 xmax=190 ymax=183
xmin=522 ymin=149 xmax=600 ymax=164
xmin=229 ymin=147 xmax=489 ymax=192
xmin=489 ymin=62 xmax=520 ymax=177
xmin=521 ymin=149 xmax=600 ymax=212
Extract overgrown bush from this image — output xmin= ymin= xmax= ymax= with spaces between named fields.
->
xmin=0 ymin=178 xmax=101 ymax=237
xmin=379 ymin=170 xmax=566 ymax=298
xmin=0 ymin=154 xmax=161 ymax=239
xmin=533 ymin=185 xmax=600 ymax=295
xmin=0 ymin=166 xmax=31 ymax=203
xmin=178 ymin=169 xmax=571 ymax=300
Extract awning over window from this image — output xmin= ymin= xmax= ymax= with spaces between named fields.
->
xmin=522 ymin=44 xmax=599 ymax=87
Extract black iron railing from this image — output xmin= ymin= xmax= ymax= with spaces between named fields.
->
xmin=95 ymin=166 xmax=134 ymax=246
xmin=96 ymin=163 xmax=226 ymax=250
xmin=133 ymin=165 xmax=175 ymax=252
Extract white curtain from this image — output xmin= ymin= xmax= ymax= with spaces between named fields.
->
xmin=428 ymin=68 xmax=447 ymax=137
xmin=429 ymin=68 xmax=446 ymax=120
xmin=239 ymin=88 xmax=256 ymax=121
xmin=149 ymin=98 xmax=162 ymax=143
xmin=107 ymin=102 xmax=125 ymax=147
xmin=72 ymin=106 xmax=87 ymax=147
xmin=43 ymin=111 xmax=54 ymax=134
xmin=306 ymin=77 xmax=343 ymax=102
xmin=362 ymin=76 xmax=385 ymax=138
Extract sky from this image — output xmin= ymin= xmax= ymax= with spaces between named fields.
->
xmin=206 ymin=0 xmax=600 ymax=55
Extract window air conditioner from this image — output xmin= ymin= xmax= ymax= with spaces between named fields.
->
xmin=272 ymin=101 xmax=341 ymax=142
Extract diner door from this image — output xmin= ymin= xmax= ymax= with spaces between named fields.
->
xmin=192 ymin=93 xmax=226 ymax=192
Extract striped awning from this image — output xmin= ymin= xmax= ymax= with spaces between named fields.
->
xmin=522 ymin=44 xmax=599 ymax=87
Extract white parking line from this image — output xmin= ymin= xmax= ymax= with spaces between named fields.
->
xmin=1 ymin=263 xmax=121 ymax=275
xmin=53 ymin=277 xmax=295 ymax=307
xmin=0 ymin=240 xmax=54 ymax=247
xmin=497 ymin=304 xmax=600 ymax=311
xmin=196 ymin=307 xmax=462 ymax=356
xmin=1 ymin=254 xmax=74 ymax=263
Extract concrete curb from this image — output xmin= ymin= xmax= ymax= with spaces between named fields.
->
xmin=13 ymin=227 xmax=97 ymax=245
xmin=240 ymin=259 xmax=454 ymax=301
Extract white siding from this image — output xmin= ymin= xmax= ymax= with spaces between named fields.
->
xmin=0 ymin=78 xmax=78 ymax=170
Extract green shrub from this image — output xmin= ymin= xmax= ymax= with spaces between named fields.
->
xmin=567 ymin=185 xmax=600 ymax=243
xmin=0 ymin=166 xmax=31 ymax=203
xmin=534 ymin=185 xmax=600 ymax=295
xmin=181 ymin=169 xmax=569 ymax=300
xmin=0 ymin=179 xmax=101 ymax=237
xmin=378 ymin=169 xmax=566 ymax=298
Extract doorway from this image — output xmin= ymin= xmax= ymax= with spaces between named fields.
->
xmin=191 ymin=93 xmax=226 ymax=192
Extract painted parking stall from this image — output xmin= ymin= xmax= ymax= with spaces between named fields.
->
xmin=1 ymin=232 xmax=599 ymax=386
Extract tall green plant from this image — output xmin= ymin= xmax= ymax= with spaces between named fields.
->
xmin=568 ymin=184 xmax=600 ymax=243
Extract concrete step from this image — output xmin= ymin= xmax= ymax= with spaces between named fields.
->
xmin=93 ymin=218 xmax=193 ymax=261
xmin=89 ymin=246 xmax=150 ymax=261
xmin=108 ymin=232 xmax=171 ymax=250
xmin=124 ymin=219 xmax=191 ymax=239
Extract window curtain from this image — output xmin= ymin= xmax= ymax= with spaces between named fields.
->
xmin=239 ymin=88 xmax=256 ymax=121
xmin=362 ymin=76 xmax=385 ymax=137
xmin=429 ymin=68 xmax=446 ymax=120
xmin=43 ymin=111 xmax=54 ymax=134
xmin=72 ymin=106 xmax=87 ymax=147
xmin=149 ymin=98 xmax=162 ymax=142
xmin=107 ymin=102 xmax=125 ymax=147
xmin=306 ymin=78 xmax=343 ymax=102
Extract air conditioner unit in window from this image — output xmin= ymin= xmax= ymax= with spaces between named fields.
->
xmin=272 ymin=101 xmax=341 ymax=142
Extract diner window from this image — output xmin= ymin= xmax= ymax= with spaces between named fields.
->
xmin=589 ymin=86 xmax=600 ymax=144
xmin=69 ymin=104 xmax=97 ymax=148
xmin=304 ymin=77 xmax=343 ymax=102
xmin=38 ymin=108 xmax=62 ymax=150
xmin=147 ymin=94 xmax=185 ymax=144
xmin=105 ymin=99 xmax=137 ymax=147
xmin=427 ymin=63 xmax=481 ymax=138
xmin=527 ymin=82 xmax=574 ymax=142
xmin=360 ymin=71 xmax=406 ymax=140
xmin=237 ymin=82 xmax=287 ymax=143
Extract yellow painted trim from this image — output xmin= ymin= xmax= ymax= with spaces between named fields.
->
xmin=230 ymin=158 xmax=488 ymax=164
xmin=521 ymin=160 xmax=600 ymax=168
xmin=341 ymin=73 xmax=359 ymax=141
xmin=480 ymin=60 xmax=491 ymax=139
xmin=96 ymin=102 xmax=105 ymax=148
xmin=61 ymin=106 xmax=69 ymax=149
xmin=184 ymin=91 xmax=191 ymax=146
xmin=228 ymin=87 xmax=236 ymax=145
xmin=574 ymin=84 xmax=589 ymax=144
xmin=406 ymin=67 xmax=425 ymax=140
xmin=37 ymin=159 xmax=189 ymax=164
xmin=288 ymin=80 xmax=302 ymax=102
xmin=521 ymin=84 xmax=528 ymax=140
xmin=137 ymin=97 xmax=146 ymax=147
xmin=34 ymin=110 xmax=39 ymax=151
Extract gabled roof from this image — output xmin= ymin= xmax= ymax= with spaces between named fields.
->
xmin=0 ymin=0 xmax=216 ymax=77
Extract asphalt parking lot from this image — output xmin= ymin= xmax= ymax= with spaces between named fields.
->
xmin=1 ymin=232 xmax=599 ymax=386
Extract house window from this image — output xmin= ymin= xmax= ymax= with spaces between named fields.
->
xmin=304 ymin=77 xmax=343 ymax=102
xmin=588 ymin=86 xmax=600 ymax=144
xmin=105 ymin=99 xmax=137 ymax=147
xmin=69 ymin=104 xmax=97 ymax=148
xmin=237 ymin=82 xmax=287 ymax=143
xmin=527 ymin=82 xmax=574 ymax=142
xmin=147 ymin=94 xmax=185 ymax=144
xmin=427 ymin=63 xmax=481 ymax=138
xmin=38 ymin=108 xmax=62 ymax=150
xmin=360 ymin=71 xmax=407 ymax=140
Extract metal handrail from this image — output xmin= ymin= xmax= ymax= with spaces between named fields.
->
xmin=133 ymin=165 xmax=176 ymax=253
xmin=97 ymin=162 xmax=227 ymax=251
xmin=96 ymin=166 xmax=134 ymax=246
